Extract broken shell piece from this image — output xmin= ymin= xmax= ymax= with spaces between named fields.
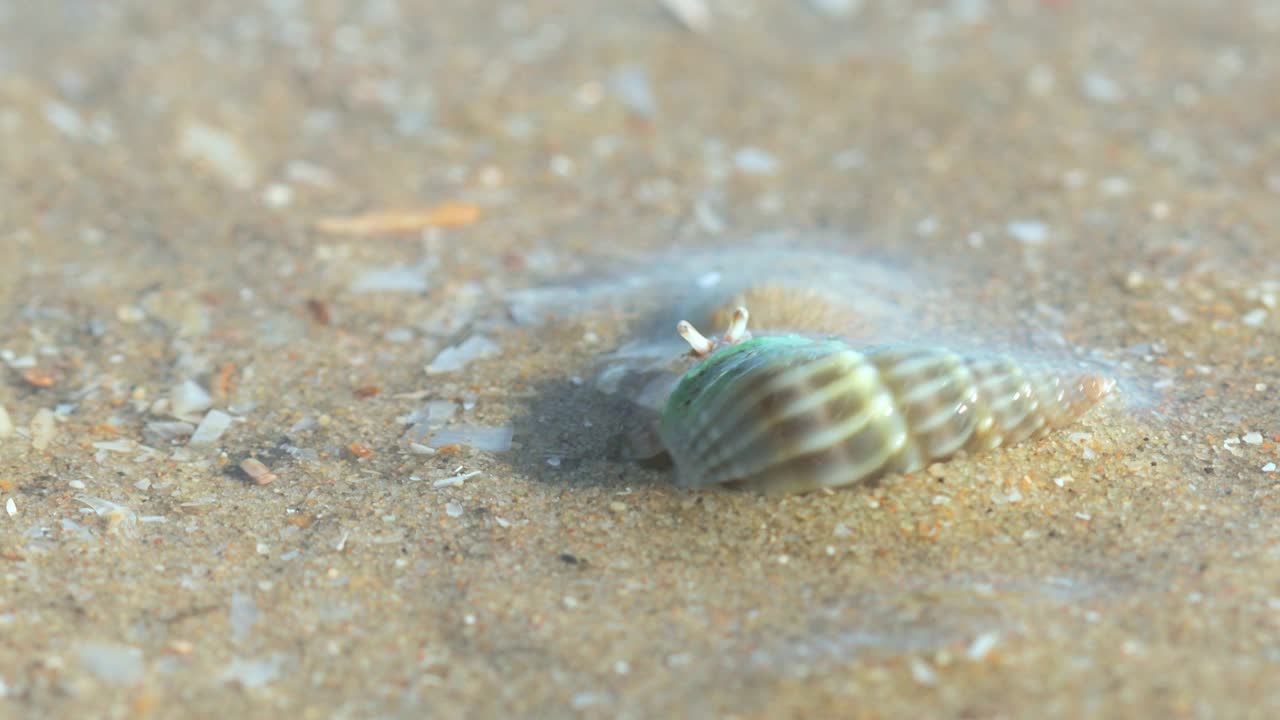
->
xmin=240 ymin=458 xmax=278 ymax=486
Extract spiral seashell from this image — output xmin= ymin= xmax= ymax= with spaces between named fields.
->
xmin=658 ymin=308 xmax=1115 ymax=494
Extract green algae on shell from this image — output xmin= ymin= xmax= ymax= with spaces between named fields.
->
xmin=658 ymin=308 xmax=1116 ymax=494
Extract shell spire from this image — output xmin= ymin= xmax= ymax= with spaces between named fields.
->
xmin=658 ymin=308 xmax=1116 ymax=494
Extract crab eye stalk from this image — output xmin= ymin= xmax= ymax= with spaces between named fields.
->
xmin=723 ymin=306 xmax=750 ymax=344
xmin=676 ymin=320 xmax=714 ymax=357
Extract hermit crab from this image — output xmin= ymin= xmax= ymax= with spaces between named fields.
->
xmin=653 ymin=307 xmax=1115 ymax=494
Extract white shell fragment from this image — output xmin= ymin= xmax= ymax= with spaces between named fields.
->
xmin=143 ymin=421 xmax=196 ymax=445
xmin=189 ymin=410 xmax=234 ymax=446
xmin=75 ymin=494 xmax=139 ymax=538
xmin=427 ymin=425 xmax=514 ymax=452
xmin=92 ymin=439 xmax=136 ymax=453
xmin=426 ymin=335 xmax=500 ymax=375
xmin=171 ymin=380 xmax=213 ymax=418
xmin=433 ymin=470 xmax=481 ymax=488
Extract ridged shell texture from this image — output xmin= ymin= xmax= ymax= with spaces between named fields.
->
xmin=659 ymin=336 xmax=1113 ymax=494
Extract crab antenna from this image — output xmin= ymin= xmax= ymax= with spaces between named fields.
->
xmin=677 ymin=320 xmax=714 ymax=356
xmin=724 ymin=306 xmax=750 ymax=343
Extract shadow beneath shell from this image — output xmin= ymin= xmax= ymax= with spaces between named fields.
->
xmin=505 ymin=376 xmax=672 ymax=490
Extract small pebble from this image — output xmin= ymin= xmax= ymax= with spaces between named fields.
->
xmin=807 ymin=0 xmax=863 ymax=17
xmin=1242 ymin=432 xmax=1264 ymax=445
xmin=909 ymin=658 xmax=938 ymax=686
xmin=1026 ymin=65 xmax=1056 ymax=95
xmin=1242 ymin=309 xmax=1267 ymax=327
xmin=694 ymin=198 xmax=726 ymax=234
xmin=549 ymin=155 xmax=575 ymax=177
xmin=1007 ymin=220 xmax=1048 ymax=245
xmin=240 ymin=458 xmax=278 ymax=486
xmin=966 ymin=632 xmax=1000 ymax=661
xmin=178 ymin=121 xmax=257 ymax=189
xmin=43 ymin=100 xmax=85 ymax=138
xmin=733 ymin=147 xmax=778 ymax=175
xmin=77 ymin=642 xmax=145 ymax=686
xmin=610 ymin=65 xmax=657 ymax=118
xmin=609 ymin=501 xmax=627 ymax=513
xmin=1081 ymin=73 xmax=1124 ymax=103
xmin=5 ymin=497 xmax=15 ymax=517
xmin=261 ymin=183 xmax=293 ymax=208
xmin=1100 ymin=177 xmax=1132 ymax=196
xmin=445 ymin=502 xmax=464 ymax=518
xmin=349 ymin=267 xmax=429 ymax=294
xmin=30 ymin=408 xmax=56 ymax=451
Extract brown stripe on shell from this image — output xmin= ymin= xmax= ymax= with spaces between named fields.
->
xmin=695 ymin=356 xmax=888 ymax=489
xmin=688 ymin=353 xmax=867 ymax=476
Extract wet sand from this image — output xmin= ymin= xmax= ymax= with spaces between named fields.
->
xmin=2 ymin=1 xmax=1280 ymax=718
